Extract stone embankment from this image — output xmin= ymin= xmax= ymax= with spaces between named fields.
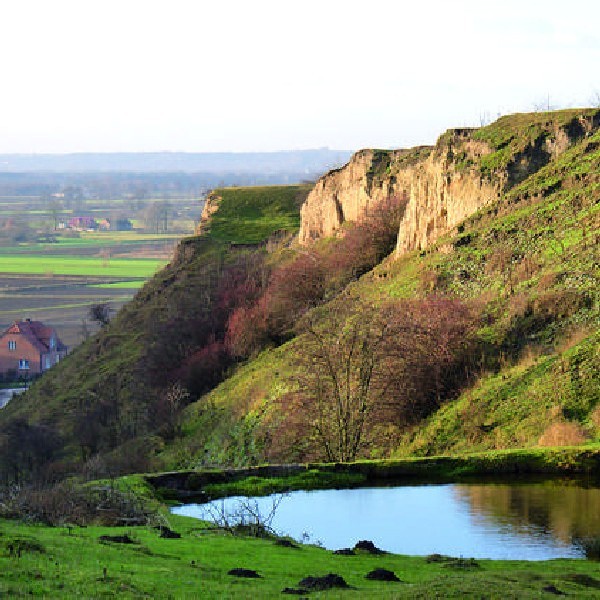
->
xmin=145 ymin=448 xmax=600 ymax=500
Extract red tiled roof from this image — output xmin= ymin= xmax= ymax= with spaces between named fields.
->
xmin=3 ymin=320 xmax=67 ymax=352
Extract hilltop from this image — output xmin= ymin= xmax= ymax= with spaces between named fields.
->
xmin=0 ymin=109 xmax=598 ymax=481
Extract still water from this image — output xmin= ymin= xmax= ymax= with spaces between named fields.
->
xmin=172 ymin=481 xmax=600 ymax=560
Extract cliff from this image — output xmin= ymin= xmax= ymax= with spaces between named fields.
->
xmin=195 ymin=191 xmax=221 ymax=235
xmin=299 ymin=109 xmax=600 ymax=255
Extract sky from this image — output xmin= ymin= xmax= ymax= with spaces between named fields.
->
xmin=0 ymin=0 xmax=599 ymax=153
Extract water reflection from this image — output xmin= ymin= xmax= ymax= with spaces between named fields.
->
xmin=172 ymin=481 xmax=600 ymax=560
xmin=453 ymin=482 xmax=600 ymax=545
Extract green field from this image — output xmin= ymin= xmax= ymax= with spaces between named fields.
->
xmin=2 ymin=512 xmax=600 ymax=598
xmin=0 ymin=199 xmax=192 ymax=349
xmin=0 ymin=254 xmax=164 ymax=277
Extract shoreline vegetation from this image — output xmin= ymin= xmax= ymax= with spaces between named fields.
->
xmin=3 ymin=448 xmax=600 ymax=597
xmin=146 ymin=446 xmax=600 ymax=501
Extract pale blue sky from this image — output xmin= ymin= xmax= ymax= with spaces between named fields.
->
xmin=1 ymin=0 xmax=598 ymax=153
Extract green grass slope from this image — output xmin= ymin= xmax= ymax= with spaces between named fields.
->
xmin=3 ymin=515 xmax=600 ymax=598
xmin=200 ymin=185 xmax=309 ymax=243
xmin=0 ymin=185 xmax=309 ymax=479
xmin=166 ymin=109 xmax=599 ymax=467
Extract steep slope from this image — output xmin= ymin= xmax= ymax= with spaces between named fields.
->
xmin=0 ymin=185 xmax=309 ymax=482
xmin=300 ymin=109 xmax=600 ymax=254
xmin=165 ymin=109 xmax=600 ymax=467
xmin=2 ymin=111 xmax=598 ymax=482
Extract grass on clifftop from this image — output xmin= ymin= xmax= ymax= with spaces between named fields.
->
xmin=203 ymin=185 xmax=311 ymax=244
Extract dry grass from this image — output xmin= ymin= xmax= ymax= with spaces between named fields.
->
xmin=590 ymin=405 xmax=600 ymax=430
xmin=554 ymin=327 xmax=595 ymax=354
xmin=538 ymin=421 xmax=589 ymax=447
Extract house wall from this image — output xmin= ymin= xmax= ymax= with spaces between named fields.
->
xmin=41 ymin=349 xmax=66 ymax=371
xmin=0 ymin=333 xmax=42 ymax=375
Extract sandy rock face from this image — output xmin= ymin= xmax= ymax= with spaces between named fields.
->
xmin=299 ymin=149 xmax=394 ymax=244
xmin=298 ymin=131 xmax=501 ymax=255
xmin=395 ymin=150 xmax=500 ymax=254
xmin=195 ymin=192 xmax=221 ymax=235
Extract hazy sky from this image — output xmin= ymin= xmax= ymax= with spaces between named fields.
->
xmin=1 ymin=0 xmax=598 ymax=153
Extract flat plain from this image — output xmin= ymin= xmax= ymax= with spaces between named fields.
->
xmin=0 ymin=196 xmax=197 ymax=348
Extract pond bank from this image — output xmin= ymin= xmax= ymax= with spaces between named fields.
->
xmin=173 ymin=481 xmax=600 ymax=560
xmin=146 ymin=446 xmax=600 ymax=500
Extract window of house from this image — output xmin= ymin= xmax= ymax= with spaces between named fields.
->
xmin=45 ymin=357 xmax=51 ymax=369
xmin=8 ymin=340 xmax=16 ymax=351
xmin=18 ymin=359 xmax=29 ymax=370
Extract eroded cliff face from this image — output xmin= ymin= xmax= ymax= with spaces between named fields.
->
xmin=395 ymin=131 xmax=501 ymax=254
xmin=298 ymin=148 xmax=409 ymax=244
xmin=298 ymin=110 xmax=600 ymax=256
xmin=195 ymin=191 xmax=221 ymax=235
xmin=299 ymin=131 xmax=500 ymax=253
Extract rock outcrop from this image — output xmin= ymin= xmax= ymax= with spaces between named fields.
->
xmin=298 ymin=110 xmax=600 ymax=256
xmin=395 ymin=131 xmax=501 ymax=254
xmin=195 ymin=191 xmax=221 ymax=235
xmin=298 ymin=132 xmax=499 ymax=254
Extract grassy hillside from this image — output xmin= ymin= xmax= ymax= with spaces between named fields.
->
xmin=201 ymin=185 xmax=309 ymax=243
xmin=0 ymin=185 xmax=309 ymax=481
xmin=1 ymin=111 xmax=598 ymax=482
xmin=161 ymin=108 xmax=599 ymax=467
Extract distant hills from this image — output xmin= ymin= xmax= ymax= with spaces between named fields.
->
xmin=0 ymin=149 xmax=353 ymax=174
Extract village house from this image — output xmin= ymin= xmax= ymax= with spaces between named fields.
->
xmin=67 ymin=216 xmax=97 ymax=231
xmin=0 ymin=319 xmax=67 ymax=379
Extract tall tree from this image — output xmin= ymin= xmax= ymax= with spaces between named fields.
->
xmin=293 ymin=297 xmax=474 ymax=462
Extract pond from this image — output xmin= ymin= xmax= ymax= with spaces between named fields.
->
xmin=172 ymin=481 xmax=600 ymax=560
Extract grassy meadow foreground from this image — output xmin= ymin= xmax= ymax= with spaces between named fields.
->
xmin=4 ymin=514 xmax=600 ymax=598
xmin=4 ymin=450 xmax=600 ymax=599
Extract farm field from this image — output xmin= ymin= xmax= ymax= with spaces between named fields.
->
xmin=0 ymin=237 xmax=176 ymax=347
xmin=0 ymin=194 xmax=200 ymax=349
xmin=0 ymin=254 xmax=165 ymax=277
xmin=0 ymin=269 xmax=162 ymax=348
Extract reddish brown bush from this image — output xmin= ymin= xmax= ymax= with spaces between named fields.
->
xmin=291 ymin=296 xmax=476 ymax=462
xmin=225 ymin=195 xmax=406 ymax=359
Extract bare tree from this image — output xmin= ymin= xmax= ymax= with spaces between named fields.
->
xmin=201 ymin=494 xmax=287 ymax=537
xmin=293 ymin=301 xmax=402 ymax=462
xmin=293 ymin=297 xmax=474 ymax=462
xmin=89 ymin=303 xmax=112 ymax=327
xmin=532 ymin=94 xmax=561 ymax=112
xmin=155 ymin=382 xmax=190 ymax=439
xmin=144 ymin=201 xmax=172 ymax=233
xmin=47 ymin=199 xmax=63 ymax=231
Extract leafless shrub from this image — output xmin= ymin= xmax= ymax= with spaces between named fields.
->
xmin=0 ymin=480 xmax=153 ymax=526
xmin=202 ymin=494 xmax=287 ymax=538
